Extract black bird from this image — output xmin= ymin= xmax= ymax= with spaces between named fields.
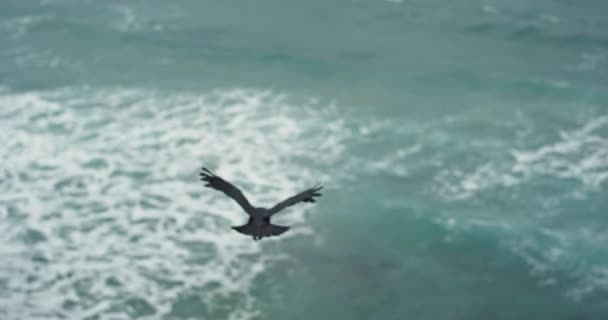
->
xmin=199 ymin=167 xmax=322 ymax=241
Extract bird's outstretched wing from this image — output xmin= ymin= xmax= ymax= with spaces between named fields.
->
xmin=200 ymin=167 xmax=253 ymax=214
xmin=268 ymin=185 xmax=323 ymax=215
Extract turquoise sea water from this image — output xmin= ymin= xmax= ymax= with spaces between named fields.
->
xmin=1 ymin=0 xmax=607 ymax=319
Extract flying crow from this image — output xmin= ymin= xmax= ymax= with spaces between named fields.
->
xmin=199 ymin=167 xmax=322 ymax=241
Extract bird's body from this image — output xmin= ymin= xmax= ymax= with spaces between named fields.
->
xmin=199 ymin=167 xmax=322 ymax=241
xmin=233 ymin=207 xmax=288 ymax=241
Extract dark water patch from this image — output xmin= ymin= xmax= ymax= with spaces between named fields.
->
xmin=168 ymin=292 xmax=208 ymax=319
xmin=61 ymin=298 xmax=78 ymax=311
xmin=30 ymin=252 xmax=50 ymax=264
xmin=260 ymin=209 xmax=606 ymax=319
xmin=166 ymin=284 xmax=253 ymax=320
xmin=109 ymin=168 xmax=151 ymax=182
xmin=53 ymin=176 xmax=91 ymax=196
xmin=30 ymin=160 xmax=60 ymax=172
xmin=139 ymin=270 xmax=184 ymax=291
xmin=508 ymin=26 xmax=608 ymax=49
xmin=105 ymin=275 xmax=122 ymax=288
xmin=139 ymin=196 xmax=169 ymax=210
xmin=81 ymin=158 xmax=109 ymax=170
xmin=20 ymin=228 xmax=46 ymax=245
xmin=181 ymin=213 xmax=230 ymax=233
xmin=463 ymin=21 xmax=608 ymax=49
xmin=125 ymin=297 xmax=156 ymax=318
xmin=174 ymin=240 xmax=217 ymax=266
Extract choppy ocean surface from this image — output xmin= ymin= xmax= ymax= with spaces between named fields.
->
xmin=1 ymin=0 xmax=608 ymax=319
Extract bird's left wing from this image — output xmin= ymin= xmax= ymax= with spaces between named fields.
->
xmin=268 ymin=185 xmax=323 ymax=216
xmin=200 ymin=167 xmax=253 ymax=214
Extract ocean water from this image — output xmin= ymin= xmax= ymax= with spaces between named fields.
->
xmin=1 ymin=0 xmax=607 ymax=319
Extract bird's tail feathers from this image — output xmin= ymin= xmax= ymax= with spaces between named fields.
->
xmin=232 ymin=222 xmax=290 ymax=239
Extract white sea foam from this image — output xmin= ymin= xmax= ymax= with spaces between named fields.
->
xmin=1 ymin=15 xmax=50 ymax=39
xmin=366 ymin=144 xmax=421 ymax=177
xmin=435 ymin=115 xmax=608 ymax=200
xmin=481 ymin=4 xmax=499 ymax=14
xmin=0 ymin=87 xmax=351 ymax=319
xmin=511 ymin=116 xmax=608 ymax=189
xmin=538 ymin=13 xmax=560 ymax=24
xmin=113 ymin=6 xmax=142 ymax=32
xmin=430 ymin=114 xmax=608 ymax=300
xmin=574 ymin=51 xmax=606 ymax=72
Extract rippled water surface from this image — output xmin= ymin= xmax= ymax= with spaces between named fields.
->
xmin=1 ymin=0 xmax=607 ymax=319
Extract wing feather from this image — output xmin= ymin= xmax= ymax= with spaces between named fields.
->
xmin=268 ymin=185 xmax=323 ymax=215
xmin=200 ymin=167 xmax=253 ymax=214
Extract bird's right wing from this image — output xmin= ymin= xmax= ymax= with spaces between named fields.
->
xmin=200 ymin=167 xmax=253 ymax=214
xmin=268 ymin=185 xmax=323 ymax=215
